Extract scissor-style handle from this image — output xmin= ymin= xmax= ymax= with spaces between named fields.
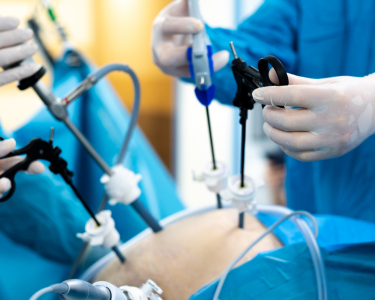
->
xmin=258 ymin=55 xmax=289 ymax=87
xmin=0 ymin=156 xmax=35 ymax=202
xmin=0 ymin=136 xmax=73 ymax=202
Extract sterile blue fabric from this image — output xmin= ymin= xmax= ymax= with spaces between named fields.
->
xmin=256 ymin=213 xmax=375 ymax=247
xmin=0 ymin=49 xmax=184 ymax=300
xmin=189 ymin=242 xmax=375 ymax=300
xmin=203 ymin=0 xmax=375 ymax=222
xmin=188 ymin=212 xmax=375 ymax=300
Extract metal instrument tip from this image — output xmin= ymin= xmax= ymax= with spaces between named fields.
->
xmin=49 ymin=127 xmax=55 ymax=143
xmin=229 ymin=41 xmax=238 ymax=59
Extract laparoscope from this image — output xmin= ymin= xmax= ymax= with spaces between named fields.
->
xmin=188 ymin=0 xmax=227 ymax=213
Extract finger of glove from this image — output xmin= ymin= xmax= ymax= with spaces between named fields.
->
xmin=0 ymin=63 xmax=41 ymax=86
xmin=161 ymin=16 xmax=204 ymax=34
xmin=26 ymin=161 xmax=45 ymax=174
xmin=263 ymin=122 xmax=325 ymax=151
xmin=253 ymin=84 xmax=335 ymax=109
xmin=162 ymin=65 xmax=191 ymax=78
xmin=213 ymin=50 xmax=229 ymax=72
xmin=281 ymin=147 xmax=334 ymax=162
xmin=268 ymin=68 xmax=333 ymax=86
xmin=0 ymin=28 xmax=33 ymax=49
xmin=0 ymin=17 xmax=19 ymax=32
xmin=155 ymin=48 xmax=229 ymax=78
xmin=0 ymin=138 xmax=16 ymax=157
xmin=0 ymin=156 xmax=45 ymax=174
xmin=168 ymin=0 xmax=189 ymax=17
xmin=0 ymin=177 xmax=11 ymax=195
xmin=0 ymin=156 xmax=23 ymax=170
xmin=0 ymin=42 xmax=38 ymax=67
xmin=153 ymin=44 xmax=190 ymax=69
xmin=263 ymin=106 xmax=318 ymax=132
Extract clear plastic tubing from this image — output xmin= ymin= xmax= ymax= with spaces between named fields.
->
xmin=257 ymin=204 xmax=328 ymax=300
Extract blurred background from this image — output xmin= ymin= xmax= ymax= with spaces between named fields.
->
xmin=0 ymin=0 xmax=285 ymax=208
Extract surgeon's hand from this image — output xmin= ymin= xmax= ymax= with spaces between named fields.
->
xmin=0 ymin=138 xmax=44 ymax=197
xmin=0 ymin=16 xmax=40 ymax=87
xmin=252 ymin=70 xmax=375 ymax=161
xmin=152 ymin=0 xmax=229 ymax=77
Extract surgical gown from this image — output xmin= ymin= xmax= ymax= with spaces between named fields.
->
xmin=205 ymin=0 xmax=375 ymax=222
xmin=0 ymin=49 xmax=184 ymax=299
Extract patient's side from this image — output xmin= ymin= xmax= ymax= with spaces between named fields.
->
xmin=95 ymin=208 xmax=282 ymax=300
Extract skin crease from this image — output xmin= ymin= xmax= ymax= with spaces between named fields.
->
xmin=94 ymin=209 xmax=282 ymax=300
xmin=253 ymin=70 xmax=375 ymax=162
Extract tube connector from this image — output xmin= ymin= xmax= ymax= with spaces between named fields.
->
xmin=63 ymin=76 xmax=96 ymax=105
xmin=77 ymin=210 xmax=120 ymax=249
xmin=101 ymin=165 xmax=142 ymax=206
xmin=193 ymin=161 xmax=228 ymax=193
xmin=220 ymin=174 xmax=257 ymax=214
xmin=120 ymin=280 xmax=163 ymax=300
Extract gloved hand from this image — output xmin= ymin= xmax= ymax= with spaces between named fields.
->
xmin=252 ymin=70 xmax=375 ymax=161
xmin=0 ymin=16 xmax=40 ymax=86
xmin=0 ymin=138 xmax=44 ymax=197
xmin=152 ymin=0 xmax=229 ymax=78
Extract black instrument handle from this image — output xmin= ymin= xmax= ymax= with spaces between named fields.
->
xmin=0 ymin=156 xmax=34 ymax=202
xmin=258 ymin=55 xmax=289 ymax=87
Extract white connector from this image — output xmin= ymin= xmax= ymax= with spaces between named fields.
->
xmin=193 ymin=161 xmax=228 ymax=193
xmin=77 ymin=210 xmax=120 ymax=249
xmin=120 ymin=280 xmax=163 ymax=300
xmin=101 ymin=164 xmax=142 ymax=206
xmin=220 ymin=174 xmax=257 ymax=214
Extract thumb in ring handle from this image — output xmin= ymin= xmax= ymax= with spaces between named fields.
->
xmin=0 ymin=157 xmax=34 ymax=202
xmin=258 ymin=55 xmax=289 ymax=87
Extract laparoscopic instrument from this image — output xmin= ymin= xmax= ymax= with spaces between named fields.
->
xmin=4 ymin=60 xmax=162 ymax=232
xmin=0 ymin=130 xmax=125 ymax=263
xmin=2 ymin=58 xmax=163 ymax=265
xmin=188 ymin=0 xmax=227 ymax=210
xmin=228 ymin=42 xmax=289 ymax=229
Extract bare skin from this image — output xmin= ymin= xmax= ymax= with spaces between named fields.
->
xmin=95 ymin=208 xmax=282 ymax=299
